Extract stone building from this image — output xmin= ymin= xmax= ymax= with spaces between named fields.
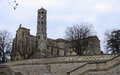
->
xmin=11 ymin=7 xmax=101 ymax=61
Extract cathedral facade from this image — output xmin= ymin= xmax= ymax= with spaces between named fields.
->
xmin=11 ymin=8 xmax=101 ymax=61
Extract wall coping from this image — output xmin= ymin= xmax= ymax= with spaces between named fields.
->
xmin=5 ymin=54 xmax=117 ymax=67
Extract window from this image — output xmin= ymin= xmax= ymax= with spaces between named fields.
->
xmin=41 ymin=21 xmax=43 ymax=25
xmin=51 ymin=48 xmax=53 ymax=55
xmin=70 ymin=51 xmax=72 ymax=55
xmin=41 ymin=11 xmax=44 ymax=14
xmin=57 ymin=50 xmax=59 ymax=56
xmin=41 ymin=28 xmax=43 ymax=31
xmin=64 ymin=51 xmax=66 ymax=56
xmin=41 ymin=15 xmax=44 ymax=19
xmin=38 ymin=36 xmax=40 ymax=39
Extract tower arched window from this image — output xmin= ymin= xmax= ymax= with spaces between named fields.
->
xmin=41 ymin=28 xmax=43 ymax=31
xmin=41 ymin=21 xmax=43 ymax=25
xmin=41 ymin=11 xmax=44 ymax=14
xmin=40 ymin=15 xmax=44 ymax=19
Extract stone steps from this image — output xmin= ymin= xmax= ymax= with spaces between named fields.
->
xmin=0 ymin=64 xmax=23 ymax=75
xmin=67 ymin=54 xmax=120 ymax=75
xmin=0 ymin=64 xmax=14 ymax=75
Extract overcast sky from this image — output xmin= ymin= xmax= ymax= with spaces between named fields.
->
xmin=0 ymin=0 xmax=120 ymax=51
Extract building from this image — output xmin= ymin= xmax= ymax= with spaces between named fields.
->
xmin=11 ymin=7 xmax=101 ymax=61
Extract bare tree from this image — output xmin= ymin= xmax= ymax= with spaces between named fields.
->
xmin=105 ymin=30 xmax=120 ymax=54
xmin=16 ymin=37 xmax=37 ymax=59
xmin=65 ymin=24 xmax=94 ymax=55
xmin=0 ymin=30 xmax=12 ymax=63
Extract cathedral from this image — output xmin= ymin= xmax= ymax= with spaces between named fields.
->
xmin=11 ymin=7 xmax=101 ymax=61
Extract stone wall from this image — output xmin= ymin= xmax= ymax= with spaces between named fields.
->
xmin=5 ymin=54 xmax=118 ymax=75
xmin=10 ymin=63 xmax=85 ymax=75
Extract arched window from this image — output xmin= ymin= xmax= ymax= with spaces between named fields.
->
xmin=41 ymin=21 xmax=43 ymax=25
xmin=41 ymin=28 xmax=43 ymax=31
xmin=41 ymin=11 xmax=44 ymax=14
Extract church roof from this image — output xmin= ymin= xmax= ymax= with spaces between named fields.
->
xmin=16 ymin=25 xmax=30 ymax=33
xmin=55 ymin=38 xmax=67 ymax=42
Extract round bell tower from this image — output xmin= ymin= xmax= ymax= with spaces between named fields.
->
xmin=36 ymin=7 xmax=47 ymax=57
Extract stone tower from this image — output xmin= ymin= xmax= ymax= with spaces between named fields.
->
xmin=36 ymin=7 xmax=47 ymax=57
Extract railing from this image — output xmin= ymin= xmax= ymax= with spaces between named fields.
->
xmin=67 ymin=54 xmax=120 ymax=75
xmin=5 ymin=54 xmax=117 ymax=67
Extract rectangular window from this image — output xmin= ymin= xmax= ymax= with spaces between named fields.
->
xmin=51 ymin=48 xmax=53 ymax=55
xmin=57 ymin=50 xmax=59 ymax=56
xmin=64 ymin=51 xmax=66 ymax=56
